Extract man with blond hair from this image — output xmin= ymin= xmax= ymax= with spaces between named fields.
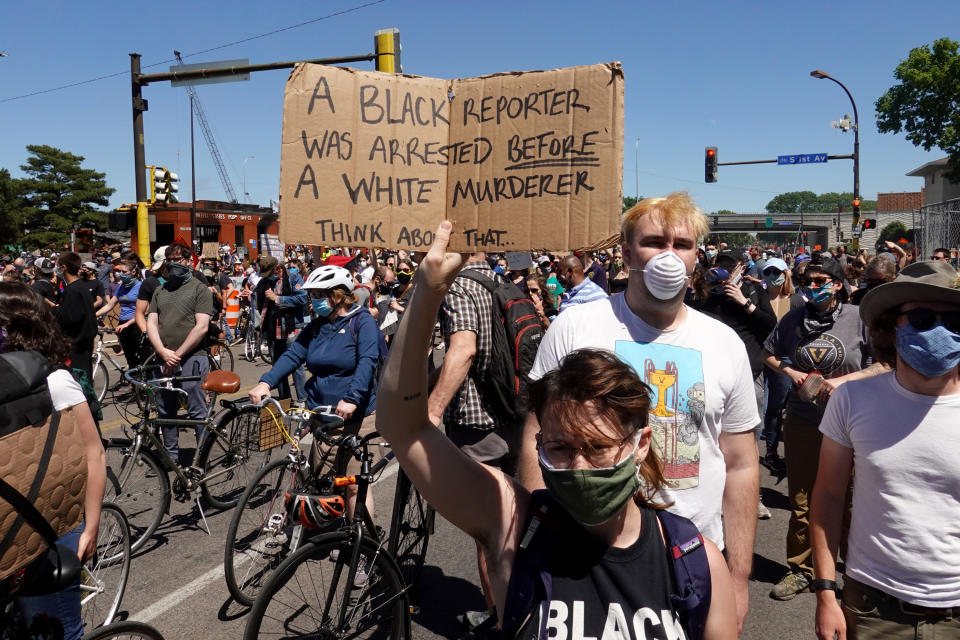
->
xmin=521 ymin=191 xmax=760 ymax=633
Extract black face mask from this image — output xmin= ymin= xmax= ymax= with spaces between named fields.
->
xmin=397 ymin=273 xmax=412 ymax=285
xmin=165 ymin=262 xmax=192 ymax=287
xmin=377 ymin=282 xmax=393 ymax=295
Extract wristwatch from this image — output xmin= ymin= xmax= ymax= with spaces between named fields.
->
xmin=742 ymin=299 xmax=753 ymax=310
xmin=811 ymin=579 xmax=839 ymax=593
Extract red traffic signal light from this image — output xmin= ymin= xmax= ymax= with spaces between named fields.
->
xmin=861 ymin=218 xmax=877 ymax=230
xmin=852 ymin=198 xmax=861 ymax=208
xmin=705 ymin=146 xmax=718 ymax=183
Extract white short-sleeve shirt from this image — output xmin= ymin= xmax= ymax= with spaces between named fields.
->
xmin=530 ymin=294 xmax=760 ymax=548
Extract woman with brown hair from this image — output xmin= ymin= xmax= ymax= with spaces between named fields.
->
xmin=525 ymin=273 xmax=557 ymax=327
xmin=0 ymin=282 xmax=106 ymax=640
xmin=377 ymin=222 xmax=737 ymax=640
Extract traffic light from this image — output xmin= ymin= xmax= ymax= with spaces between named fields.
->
xmin=861 ymin=218 xmax=877 ymax=230
xmin=153 ymin=167 xmax=179 ymax=204
xmin=705 ymin=147 xmax=718 ymax=183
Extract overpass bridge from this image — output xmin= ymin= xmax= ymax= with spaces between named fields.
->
xmin=707 ymin=210 xmax=918 ymax=250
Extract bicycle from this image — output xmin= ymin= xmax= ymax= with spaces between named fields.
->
xmin=207 ymin=338 xmax=235 ymax=372
xmin=243 ymin=418 xmax=412 ymax=639
xmin=80 ymin=502 xmax=131 ymax=629
xmin=103 ymin=366 xmax=270 ymax=553
xmin=224 ymin=402 xmax=351 ymax=605
xmin=92 ymin=328 xmax=134 ymax=405
xmin=80 ymin=620 xmax=165 ymax=640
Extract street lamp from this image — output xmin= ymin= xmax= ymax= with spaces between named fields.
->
xmin=810 ymin=69 xmax=860 ymax=249
xmin=242 ymin=155 xmax=255 ymax=202
xmin=634 ymin=137 xmax=640 ymax=201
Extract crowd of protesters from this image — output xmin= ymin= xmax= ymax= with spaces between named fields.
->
xmin=3 ymin=198 xmax=960 ymax=639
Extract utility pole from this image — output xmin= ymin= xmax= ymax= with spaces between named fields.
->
xmin=130 ymin=53 xmax=151 ymax=266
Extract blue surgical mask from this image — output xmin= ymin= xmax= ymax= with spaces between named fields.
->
xmin=802 ymin=284 xmax=834 ymax=304
xmin=896 ymin=323 xmax=960 ymax=377
xmin=492 ymin=265 xmax=505 ymax=275
xmin=764 ymin=272 xmax=786 ymax=287
xmin=312 ymin=298 xmax=333 ymax=318
xmin=118 ymin=273 xmax=133 ymax=284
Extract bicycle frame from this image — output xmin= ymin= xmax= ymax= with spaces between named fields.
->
xmin=120 ymin=369 xmax=246 ymax=497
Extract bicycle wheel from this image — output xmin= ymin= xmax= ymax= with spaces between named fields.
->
xmin=199 ymin=405 xmax=269 ymax=510
xmin=224 ymin=458 xmax=306 ymax=605
xmin=244 ymin=327 xmax=258 ymax=362
xmin=103 ymin=440 xmax=170 ymax=554
xmin=219 ymin=342 xmax=235 ymax=371
xmin=244 ymin=533 xmax=409 ymax=640
xmin=80 ymin=620 xmax=165 ymax=640
xmin=80 ymin=503 xmax=131 ymax=629
xmin=93 ymin=361 xmax=109 ymax=404
xmin=387 ymin=468 xmax=435 ymax=589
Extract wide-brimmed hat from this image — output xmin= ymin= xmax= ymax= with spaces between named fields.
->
xmin=258 ymin=255 xmax=279 ymax=276
xmin=860 ymin=261 xmax=960 ymax=327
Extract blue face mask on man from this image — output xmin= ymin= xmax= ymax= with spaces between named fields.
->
xmin=896 ymin=318 xmax=960 ymax=377
xmin=802 ymin=283 xmax=834 ymax=304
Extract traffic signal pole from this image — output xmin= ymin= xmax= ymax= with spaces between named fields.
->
xmin=129 ymin=49 xmax=380 ymax=265
xmin=130 ymin=54 xmax=151 ymax=265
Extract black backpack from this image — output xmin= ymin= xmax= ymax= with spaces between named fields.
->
xmin=498 ymin=490 xmax=712 ymax=640
xmin=457 ymin=270 xmax=545 ymax=425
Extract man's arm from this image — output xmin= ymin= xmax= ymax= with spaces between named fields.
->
xmin=811 ymin=437 xmax=854 ymax=640
xmin=176 ymin=313 xmax=212 ymax=358
xmin=719 ymin=429 xmax=759 ymax=635
xmin=134 ymin=299 xmax=150 ymax=332
xmin=426 ymin=330 xmax=476 ymax=425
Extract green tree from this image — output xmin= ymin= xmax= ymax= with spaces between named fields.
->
xmin=714 ymin=209 xmax=737 ymax=215
xmin=876 ymin=220 xmax=914 ymax=248
xmin=622 ymin=196 xmax=641 ymax=212
xmin=716 ymin=232 xmax=757 ymax=248
xmin=0 ymin=168 xmax=26 ymax=247
xmin=17 ymin=145 xmax=114 ymax=249
xmin=876 ymin=38 xmax=960 ymax=181
xmin=765 ymin=191 xmax=820 ymax=213
xmin=816 ymin=192 xmax=877 ymax=212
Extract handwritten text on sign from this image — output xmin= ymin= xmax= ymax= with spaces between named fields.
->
xmin=279 ymin=63 xmax=623 ymax=251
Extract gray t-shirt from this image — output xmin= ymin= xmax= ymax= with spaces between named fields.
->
xmin=763 ymin=303 xmax=870 ymax=423
xmin=149 ymin=277 xmax=214 ymax=353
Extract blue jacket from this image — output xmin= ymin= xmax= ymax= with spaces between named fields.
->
xmin=260 ymin=305 xmax=379 ymax=415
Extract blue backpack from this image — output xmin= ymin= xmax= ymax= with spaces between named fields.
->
xmin=498 ymin=490 xmax=712 ymax=640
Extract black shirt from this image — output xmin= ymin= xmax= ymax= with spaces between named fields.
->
xmin=517 ymin=506 xmax=685 ymax=640
xmin=82 ymin=277 xmax=105 ymax=307
xmin=687 ymin=281 xmax=777 ymax=379
xmin=31 ymin=277 xmax=59 ymax=304
xmin=54 ymin=279 xmax=97 ymax=375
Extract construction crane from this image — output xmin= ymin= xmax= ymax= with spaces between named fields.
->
xmin=174 ymin=50 xmax=239 ymax=203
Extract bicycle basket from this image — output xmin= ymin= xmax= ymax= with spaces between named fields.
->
xmin=284 ymin=492 xmax=345 ymax=529
xmin=258 ymin=398 xmax=292 ymax=451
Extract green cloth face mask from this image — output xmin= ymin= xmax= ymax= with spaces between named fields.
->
xmin=538 ymin=448 xmax=641 ymax=526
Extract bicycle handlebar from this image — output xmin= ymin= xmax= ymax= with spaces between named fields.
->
xmin=249 ymin=398 xmax=344 ymax=429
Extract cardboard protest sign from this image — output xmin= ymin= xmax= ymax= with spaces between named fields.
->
xmin=201 ymin=242 xmax=219 ymax=259
xmin=280 ymin=62 xmax=623 ymax=251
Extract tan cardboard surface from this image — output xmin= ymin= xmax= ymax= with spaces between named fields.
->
xmin=280 ymin=63 xmax=623 ymax=252
xmin=201 ymin=242 xmax=219 ymax=259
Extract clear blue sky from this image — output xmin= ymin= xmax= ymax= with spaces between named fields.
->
xmin=2 ymin=0 xmax=956 ymax=215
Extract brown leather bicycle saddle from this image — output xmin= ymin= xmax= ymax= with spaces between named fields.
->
xmin=201 ymin=369 xmax=241 ymax=394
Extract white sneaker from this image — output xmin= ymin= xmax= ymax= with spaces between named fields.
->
xmin=758 ymin=500 xmax=772 ymax=520
xmin=353 ymin=555 xmax=370 ymax=588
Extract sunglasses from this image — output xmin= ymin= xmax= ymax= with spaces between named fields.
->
xmin=900 ymin=308 xmax=960 ymax=334
xmin=805 ymin=276 xmax=833 ymax=287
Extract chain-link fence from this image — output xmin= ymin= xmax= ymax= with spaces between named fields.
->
xmin=915 ymin=197 xmax=960 ymax=262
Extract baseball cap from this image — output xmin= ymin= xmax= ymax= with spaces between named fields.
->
xmin=35 ymin=257 xmax=55 ymax=274
xmin=82 ymin=261 xmax=96 ymax=270
xmin=151 ymin=245 xmax=169 ymax=271
xmin=761 ymin=257 xmax=789 ymax=274
xmin=794 ymin=253 xmax=812 ymax=264
xmin=806 ymin=257 xmax=845 ymax=283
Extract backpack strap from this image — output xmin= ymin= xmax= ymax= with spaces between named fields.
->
xmin=656 ymin=509 xmax=712 ymax=640
xmin=501 ymin=489 xmax=559 ymax=640
xmin=0 ymin=477 xmax=59 ymax=548
xmin=457 ymin=268 xmax=498 ymax=293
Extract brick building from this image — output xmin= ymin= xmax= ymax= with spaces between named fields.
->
xmin=877 ymin=190 xmax=924 ymax=212
xmin=128 ymin=200 xmax=279 ymax=260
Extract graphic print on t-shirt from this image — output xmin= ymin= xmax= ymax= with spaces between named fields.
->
xmin=615 ymin=341 xmax=704 ymax=490
xmin=794 ymin=331 xmax=846 ymax=374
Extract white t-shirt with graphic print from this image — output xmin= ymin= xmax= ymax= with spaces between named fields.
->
xmin=530 ymin=294 xmax=759 ymax=549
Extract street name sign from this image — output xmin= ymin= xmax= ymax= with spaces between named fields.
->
xmin=777 ymin=153 xmax=828 ymax=165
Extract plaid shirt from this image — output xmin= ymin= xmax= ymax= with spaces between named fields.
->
xmin=439 ymin=261 xmax=496 ymax=430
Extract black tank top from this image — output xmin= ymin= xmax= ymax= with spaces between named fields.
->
xmin=517 ymin=506 xmax=687 ymax=639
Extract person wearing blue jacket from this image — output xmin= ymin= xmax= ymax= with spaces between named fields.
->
xmin=249 ymin=265 xmax=381 ymax=564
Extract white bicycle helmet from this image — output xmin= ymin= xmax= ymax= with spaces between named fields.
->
xmin=302 ymin=265 xmax=355 ymax=292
